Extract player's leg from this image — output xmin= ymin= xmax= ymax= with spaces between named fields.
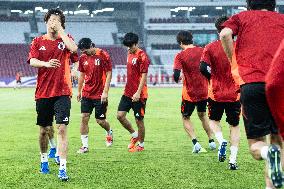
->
xmin=54 ymin=96 xmax=71 ymax=181
xmin=94 ymin=100 xmax=113 ymax=147
xmin=181 ymin=100 xmax=202 ymax=153
xmin=47 ymin=125 xmax=60 ymax=164
xmin=117 ymin=95 xmax=138 ymax=149
xmin=78 ymin=98 xmax=93 ymax=153
xmin=207 ymin=99 xmax=227 ymax=161
xmin=128 ymin=99 xmax=147 ymax=152
xmin=36 ymin=98 xmax=54 ymax=174
xmin=197 ymin=100 xmax=216 ymax=150
xmin=241 ymin=83 xmax=283 ymax=188
xmin=225 ymin=101 xmax=241 ymax=170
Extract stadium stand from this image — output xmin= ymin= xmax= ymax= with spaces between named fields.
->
xmin=0 ymin=22 xmax=30 ymax=43
xmin=0 ymin=44 xmax=127 ymax=78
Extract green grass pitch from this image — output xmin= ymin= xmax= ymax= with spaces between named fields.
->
xmin=0 ymin=88 xmax=265 ymax=189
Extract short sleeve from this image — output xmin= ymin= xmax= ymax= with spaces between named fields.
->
xmin=173 ymin=53 xmax=182 ymax=70
xmin=78 ymin=55 xmax=86 ymax=72
xmin=101 ymin=50 xmax=112 ymax=72
xmin=222 ymin=14 xmax=241 ymax=36
xmin=139 ymin=52 xmax=150 ymax=73
xmin=27 ymin=37 xmax=40 ymax=64
xmin=70 ymin=52 xmax=79 ymax=63
xmin=201 ymin=45 xmax=212 ymax=65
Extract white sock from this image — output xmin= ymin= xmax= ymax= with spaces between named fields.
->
xmin=81 ymin=135 xmax=89 ymax=148
xmin=55 ymin=149 xmax=59 ymax=157
xmin=131 ymin=131 xmax=138 ymax=138
xmin=49 ymin=138 xmax=56 ymax=149
xmin=260 ymin=146 xmax=269 ymax=160
xmin=229 ymin=146 xmax=238 ymax=163
xmin=215 ymin=132 xmax=224 ymax=145
xmin=107 ymin=129 xmax=113 ymax=135
xmin=265 ymin=187 xmax=273 ymax=189
xmin=40 ymin=153 xmax=48 ymax=163
xmin=138 ymin=142 xmax=144 ymax=147
xmin=60 ymin=159 xmax=67 ymax=170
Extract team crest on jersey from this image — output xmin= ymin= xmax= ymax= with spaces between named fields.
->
xmin=58 ymin=42 xmax=65 ymax=50
xmin=132 ymin=58 xmax=138 ymax=65
xmin=84 ymin=61 xmax=88 ymax=66
xmin=95 ymin=59 xmax=101 ymax=66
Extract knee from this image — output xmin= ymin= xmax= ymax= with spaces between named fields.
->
xmin=40 ymin=127 xmax=49 ymax=136
xmin=249 ymin=144 xmax=261 ymax=160
xmin=198 ymin=112 xmax=206 ymax=120
xmin=96 ymin=119 xmax=105 ymax=125
xmin=81 ymin=113 xmax=90 ymax=122
xmin=58 ymin=126 xmax=67 ymax=136
xmin=117 ymin=113 xmax=125 ymax=121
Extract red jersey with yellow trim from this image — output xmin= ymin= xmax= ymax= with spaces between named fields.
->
xmin=78 ymin=48 xmax=112 ymax=100
xmin=27 ymin=34 xmax=75 ymax=100
xmin=222 ymin=10 xmax=284 ymax=84
xmin=201 ymin=40 xmax=239 ymax=102
xmin=124 ymin=49 xmax=150 ymax=99
xmin=174 ymin=46 xmax=208 ymax=102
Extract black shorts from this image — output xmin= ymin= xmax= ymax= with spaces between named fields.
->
xmin=81 ymin=97 xmax=108 ymax=120
xmin=36 ymin=96 xmax=71 ymax=127
xmin=208 ymin=99 xmax=241 ymax=126
xmin=118 ymin=95 xmax=147 ymax=120
xmin=16 ymin=80 xmax=21 ymax=84
xmin=240 ymin=83 xmax=278 ymax=139
xmin=181 ymin=100 xmax=207 ymax=118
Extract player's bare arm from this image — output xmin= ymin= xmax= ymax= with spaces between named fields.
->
xmin=55 ymin=21 xmax=78 ymax=52
xmin=132 ymin=73 xmax=147 ymax=102
xmin=77 ymin=72 xmax=85 ymax=102
xmin=101 ymin=71 xmax=112 ymax=103
xmin=220 ymin=27 xmax=234 ymax=63
xmin=71 ymin=61 xmax=79 ymax=80
xmin=30 ymin=58 xmax=61 ymax=68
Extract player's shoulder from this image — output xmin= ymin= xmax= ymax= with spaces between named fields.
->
xmin=79 ymin=53 xmax=88 ymax=60
xmin=205 ymin=40 xmax=220 ymax=49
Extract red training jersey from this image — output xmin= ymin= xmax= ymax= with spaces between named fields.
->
xmin=201 ymin=40 xmax=239 ymax=102
xmin=174 ymin=46 xmax=208 ymax=102
xmin=27 ymin=34 xmax=75 ymax=100
xmin=266 ymin=39 xmax=284 ymax=137
xmin=222 ymin=10 xmax=284 ymax=84
xmin=78 ymin=48 xmax=112 ymax=100
xmin=124 ymin=49 xmax=150 ymax=99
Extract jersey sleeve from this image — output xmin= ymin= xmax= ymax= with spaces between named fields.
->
xmin=139 ymin=52 xmax=150 ymax=73
xmin=78 ymin=55 xmax=86 ymax=73
xmin=102 ymin=50 xmax=112 ymax=72
xmin=222 ymin=14 xmax=241 ymax=36
xmin=200 ymin=45 xmax=212 ymax=65
xmin=27 ymin=37 xmax=40 ymax=64
xmin=70 ymin=52 xmax=79 ymax=63
xmin=173 ymin=53 xmax=182 ymax=70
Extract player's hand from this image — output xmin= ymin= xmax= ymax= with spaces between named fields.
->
xmin=132 ymin=92 xmax=140 ymax=102
xmin=54 ymin=21 xmax=64 ymax=34
xmin=71 ymin=69 xmax=78 ymax=80
xmin=101 ymin=92 xmax=108 ymax=103
xmin=77 ymin=93 xmax=82 ymax=102
xmin=45 ymin=59 xmax=61 ymax=68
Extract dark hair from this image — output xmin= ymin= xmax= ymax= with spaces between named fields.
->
xmin=176 ymin=31 xmax=193 ymax=45
xmin=246 ymin=0 xmax=276 ymax=11
xmin=122 ymin=32 xmax=139 ymax=47
xmin=78 ymin=38 xmax=95 ymax=50
xmin=44 ymin=8 xmax=65 ymax=29
xmin=215 ymin=16 xmax=229 ymax=33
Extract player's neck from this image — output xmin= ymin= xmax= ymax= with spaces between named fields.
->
xmin=90 ymin=48 xmax=97 ymax=55
xmin=46 ymin=31 xmax=59 ymax=40
xmin=183 ymin=44 xmax=195 ymax=50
